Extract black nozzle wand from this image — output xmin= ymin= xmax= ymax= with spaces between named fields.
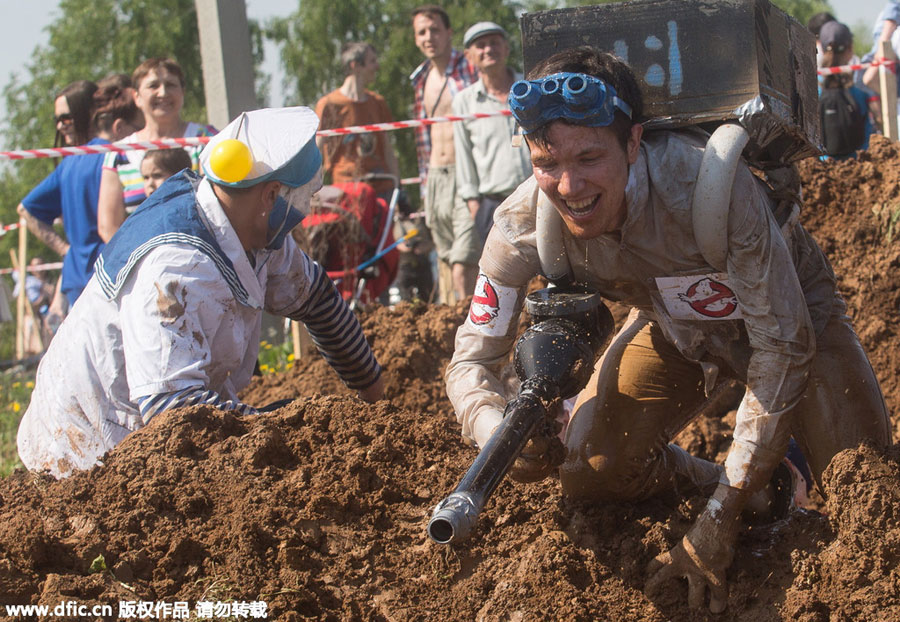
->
xmin=428 ymin=286 xmax=614 ymax=544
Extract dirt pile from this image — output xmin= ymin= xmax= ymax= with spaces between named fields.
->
xmin=0 ymin=141 xmax=899 ymax=621
xmin=797 ymin=135 xmax=900 ymax=438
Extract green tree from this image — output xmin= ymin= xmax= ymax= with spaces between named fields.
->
xmin=769 ymin=0 xmax=833 ymax=27
xmin=0 ymin=0 xmax=208 ymax=261
xmin=266 ymin=0 xmax=558 ymax=193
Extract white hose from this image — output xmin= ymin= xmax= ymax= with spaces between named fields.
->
xmin=691 ymin=123 xmax=750 ymax=271
xmin=536 ymin=190 xmax=571 ymax=283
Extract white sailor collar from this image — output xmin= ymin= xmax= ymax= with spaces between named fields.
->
xmin=195 ymin=178 xmax=265 ymax=309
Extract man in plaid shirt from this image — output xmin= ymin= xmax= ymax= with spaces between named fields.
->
xmin=410 ymin=4 xmax=479 ymax=304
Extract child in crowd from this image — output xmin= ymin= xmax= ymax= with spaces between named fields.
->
xmin=140 ymin=148 xmax=193 ymax=198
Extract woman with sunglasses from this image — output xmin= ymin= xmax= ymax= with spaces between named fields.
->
xmin=53 ymin=80 xmax=97 ymax=147
xmin=96 ymin=57 xmax=216 ymax=242
xmin=16 ymin=81 xmax=145 ymax=329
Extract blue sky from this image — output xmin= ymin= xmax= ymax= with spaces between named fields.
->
xmin=0 ymin=0 xmax=297 ymax=138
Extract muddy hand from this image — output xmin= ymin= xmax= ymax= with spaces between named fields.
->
xmin=644 ymin=536 xmax=728 ymax=613
xmin=644 ymin=485 xmax=746 ymax=613
xmin=357 ymin=374 xmax=384 ymax=403
xmin=508 ymin=431 xmax=564 ymax=483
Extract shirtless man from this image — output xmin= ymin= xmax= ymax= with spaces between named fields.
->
xmin=410 ymin=4 xmax=479 ymax=303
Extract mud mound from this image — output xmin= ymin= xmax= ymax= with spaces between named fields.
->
xmin=0 ymin=395 xmax=833 ymax=621
xmin=242 ymin=300 xmax=467 ymax=416
xmin=797 ymin=135 xmax=900 ymax=437
xmin=1 ymin=140 xmax=899 ymax=620
xmin=781 ymin=443 xmax=900 ymax=621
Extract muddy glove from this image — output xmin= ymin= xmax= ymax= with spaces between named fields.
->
xmin=644 ymin=484 xmax=747 ymax=613
xmin=508 ymin=400 xmax=566 ymax=484
xmin=508 ymin=432 xmax=565 ymax=483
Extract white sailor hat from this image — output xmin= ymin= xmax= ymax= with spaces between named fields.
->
xmin=200 ymin=106 xmax=322 ymax=189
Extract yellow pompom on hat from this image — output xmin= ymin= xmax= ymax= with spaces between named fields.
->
xmin=200 ymin=106 xmax=322 ymax=188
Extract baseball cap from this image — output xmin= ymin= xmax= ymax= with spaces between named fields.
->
xmin=200 ymin=106 xmax=322 ymax=189
xmin=463 ymin=21 xmax=508 ymax=48
xmin=819 ymin=21 xmax=853 ymax=52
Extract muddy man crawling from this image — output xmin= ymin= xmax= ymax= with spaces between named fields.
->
xmin=444 ymin=47 xmax=891 ymax=612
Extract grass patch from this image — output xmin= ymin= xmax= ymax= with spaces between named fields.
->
xmin=257 ymin=338 xmax=295 ymax=375
xmin=0 ymin=366 xmax=32 ymax=476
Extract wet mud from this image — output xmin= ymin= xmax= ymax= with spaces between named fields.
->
xmin=1 ymin=138 xmax=899 ymax=621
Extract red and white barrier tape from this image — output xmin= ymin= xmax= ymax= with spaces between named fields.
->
xmin=315 ymin=109 xmax=512 ymax=137
xmin=0 ymin=261 xmax=62 ymax=275
xmin=0 ymin=136 xmax=209 ymax=161
xmin=0 ymin=110 xmax=513 ymax=162
xmin=817 ymin=58 xmax=897 ymax=76
xmin=0 ymin=221 xmax=21 ymax=235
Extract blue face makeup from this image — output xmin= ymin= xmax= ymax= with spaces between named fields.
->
xmin=508 ymin=72 xmax=632 ymax=134
xmin=265 ymin=195 xmax=304 ymax=251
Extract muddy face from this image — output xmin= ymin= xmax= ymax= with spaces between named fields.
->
xmin=529 ymin=121 xmax=641 ymax=240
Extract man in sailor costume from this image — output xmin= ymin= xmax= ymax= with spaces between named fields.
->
xmin=18 ymin=107 xmax=384 ymax=478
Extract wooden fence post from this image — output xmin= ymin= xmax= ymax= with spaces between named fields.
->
xmin=15 ymin=218 xmax=27 ymax=360
xmin=10 ymin=250 xmax=43 ymax=353
xmin=879 ymin=40 xmax=898 ymax=141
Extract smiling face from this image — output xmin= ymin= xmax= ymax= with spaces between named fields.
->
xmin=413 ymin=13 xmax=452 ymax=63
xmin=134 ymin=68 xmax=184 ymax=123
xmin=467 ymin=33 xmax=509 ymax=72
xmin=529 ymin=121 xmax=643 ymax=239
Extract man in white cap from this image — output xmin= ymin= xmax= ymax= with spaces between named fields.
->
xmin=17 ymin=107 xmax=384 ymax=478
xmin=453 ymin=21 xmax=532 ymax=249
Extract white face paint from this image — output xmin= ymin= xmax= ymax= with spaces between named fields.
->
xmin=265 ymin=169 xmax=325 ymax=251
xmin=279 ymin=168 xmax=324 ymax=217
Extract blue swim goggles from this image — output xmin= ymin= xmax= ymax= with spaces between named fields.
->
xmin=508 ymin=72 xmax=632 ymax=134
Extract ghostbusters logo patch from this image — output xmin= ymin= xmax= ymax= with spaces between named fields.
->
xmin=678 ymin=277 xmax=738 ymax=318
xmin=469 ymin=279 xmax=499 ymax=324
xmin=656 ymin=273 xmax=743 ymax=321
xmin=468 ymin=273 xmax=518 ymax=336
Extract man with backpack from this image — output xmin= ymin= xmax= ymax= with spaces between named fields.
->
xmin=444 ymin=47 xmax=890 ymax=612
xmin=818 ymin=20 xmax=873 ymax=159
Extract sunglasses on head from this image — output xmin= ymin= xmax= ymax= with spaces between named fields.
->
xmin=54 ymin=113 xmax=74 ymax=125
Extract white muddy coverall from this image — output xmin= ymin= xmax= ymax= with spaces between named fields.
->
xmin=446 ymin=129 xmax=889 ymax=499
xmin=18 ymin=177 xmax=380 ymax=477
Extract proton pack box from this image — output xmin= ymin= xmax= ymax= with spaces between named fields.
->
xmin=520 ymin=0 xmax=820 ymax=164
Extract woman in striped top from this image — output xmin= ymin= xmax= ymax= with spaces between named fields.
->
xmin=97 ymin=57 xmax=216 ymax=242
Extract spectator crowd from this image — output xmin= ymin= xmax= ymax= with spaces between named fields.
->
xmin=7 ymin=4 xmax=898 ymax=352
